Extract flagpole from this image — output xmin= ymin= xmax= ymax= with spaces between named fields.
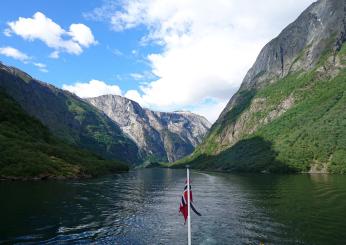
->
xmin=187 ymin=166 xmax=191 ymax=245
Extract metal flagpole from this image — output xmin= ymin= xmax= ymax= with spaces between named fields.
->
xmin=187 ymin=166 xmax=191 ymax=245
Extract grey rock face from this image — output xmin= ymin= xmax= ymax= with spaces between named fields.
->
xmin=86 ymin=95 xmax=211 ymax=162
xmin=220 ymin=0 xmax=346 ymax=119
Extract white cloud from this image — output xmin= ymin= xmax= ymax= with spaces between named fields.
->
xmin=6 ymin=12 xmax=96 ymax=57
xmin=33 ymin=62 xmax=48 ymax=72
xmin=124 ymin=89 xmax=148 ymax=106
xmin=49 ymin=51 xmax=60 ymax=59
xmin=130 ymin=73 xmax=144 ymax=80
xmin=68 ymin=24 xmax=97 ymax=47
xmin=33 ymin=62 xmax=46 ymax=68
xmin=86 ymin=0 xmax=315 ymax=122
xmin=0 ymin=46 xmax=30 ymax=62
xmin=62 ymin=79 xmax=122 ymax=98
xmin=130 ymin=71 xmax=156 ymax=81
xmin=0 ymin=46 xmax=49 ymax=72
xmin=189 ymin=99 xmax=229 ymax=123
xmin=62 ymin=79 xmax=150 ymax=109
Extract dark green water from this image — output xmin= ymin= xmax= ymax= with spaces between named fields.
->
xmin=0 ymin=169 xmax=346 ymax=244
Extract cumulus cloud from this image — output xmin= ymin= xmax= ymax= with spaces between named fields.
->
xmin=69 ymin=23 xmax=97 ymax=47
xmin=6 ymin=12 xmax=97 ymax=58
xmin=62 ymin=79 xmax=122 ymax=98
xmin=86 ymin=0 xmax=315 ymax=122
xmin=0 ymin=46 xmax=30 ymax=62
xmin=62 ymin=79 xmax=148 ymax=107
xmin=62 ymin=79 xmax=149 ymax=108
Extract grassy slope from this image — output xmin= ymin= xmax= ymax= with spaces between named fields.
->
xmin=174 ymin=46 xmax=346 ymax=173
xmin=64 ymin=95 xmax=140 ymax=164
xmin=0 ymin=91 xmax=128 ymax=179
xmin=0 ymin=65 xmax=141 ymax=165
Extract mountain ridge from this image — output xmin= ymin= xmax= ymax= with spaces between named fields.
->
xmin=0 ymin=90 xmax=128 ymax=180
xmin=0 ymin=62 xmax=141 ymax=165
xmin=176 ymin=0 xmax=346 ymax=173
xmin=86 ymin=94 xmax=211 ymax=163
xmin=0 ymin=61 xmax=210 ymax=166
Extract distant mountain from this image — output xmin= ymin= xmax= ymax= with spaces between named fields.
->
xmin=0 ymin=90 xmax=128 ymax=180
xmin=86 ymin=95 xmax=211 ymax=162
xmin=0 ymin=62 xmax=141 ymax=165
xmin=176 ymin=0 xmax=346 ymax=173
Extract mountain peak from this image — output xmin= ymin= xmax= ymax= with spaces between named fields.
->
xmin=86 ymin=94 xmax=211 ymax=162
xmin=180 ymin=0 xmax=346 ymax=174
xmin=219 ymin=0 xmax=346 ymax=120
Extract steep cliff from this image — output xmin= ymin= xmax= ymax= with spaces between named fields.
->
xmin=178 ymin=0 xmax=346 ymax=173
xmin=86 ymin=95 xmax=211 ymax=162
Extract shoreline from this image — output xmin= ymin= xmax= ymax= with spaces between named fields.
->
xmin=0 ymin=170 xmax=129 ymax=181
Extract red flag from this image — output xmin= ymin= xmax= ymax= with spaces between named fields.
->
xmin=179 ymin=181 xmax=201 ymax=223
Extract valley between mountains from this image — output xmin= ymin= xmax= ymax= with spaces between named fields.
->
xmin=1 ymin=0 xmax=346 ymax=179
xmin=0 ymin=62 xmax=210 ymax=179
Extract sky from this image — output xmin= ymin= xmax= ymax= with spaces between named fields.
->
xmin=0 ymin=0 xmax=315 ymax=122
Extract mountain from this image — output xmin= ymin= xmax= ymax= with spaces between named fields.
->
xmin=86 ymin=95 xmax=211 ymax=162
xmin=176 ymin=0 xmax=346 ymax=173
xmin=0 ymin=62 xmax=141 ymax=165
xmin=0 ymin=90 xmax=128 ymax=180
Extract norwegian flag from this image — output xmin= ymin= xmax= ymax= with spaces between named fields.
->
xmin=179 ymin=180 xmax=201 ymax=223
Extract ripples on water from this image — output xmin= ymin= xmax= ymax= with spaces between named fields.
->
xmin=1 ymin=169 xmax=346 ymax=244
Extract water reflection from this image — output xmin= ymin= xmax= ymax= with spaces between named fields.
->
xmin=309 ymin=173 xmax=331 ymax=183
xmin=0 ymin=169 xmax=345 ymax=244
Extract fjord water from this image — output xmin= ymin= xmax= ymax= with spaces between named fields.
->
xmin=1 ymin=169 xmax=346 ymax=244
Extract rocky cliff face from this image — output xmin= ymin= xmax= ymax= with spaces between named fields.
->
xmin=220 ymin=0 xmax=346 ymax=120
xmin=202 ymin=0 xmax=346 ymax=152
xmin=181 ymin=0 xmax=346 ymax=173
xmin=0 ymin=62 xmax=141 ymax=164
xmin=86 ymin=95 xmax=211 ymax=162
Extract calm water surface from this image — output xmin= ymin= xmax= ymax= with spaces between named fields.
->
xmin=1 ymin=169 xmax=346 ymax=244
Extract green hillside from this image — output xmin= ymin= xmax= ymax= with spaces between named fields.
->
xmin=0 ymin=91 xmax=128 ymax=180
xmin=0 ymin=63 xmax=141 ymax=165
xmin=174 ymin=45 xmax=346 ymax=173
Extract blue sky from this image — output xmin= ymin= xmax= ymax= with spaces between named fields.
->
xmin=0 ymin=0 xmax=156 ymax=92
xmin=0 ymin=0 xmax=315 ymax=122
